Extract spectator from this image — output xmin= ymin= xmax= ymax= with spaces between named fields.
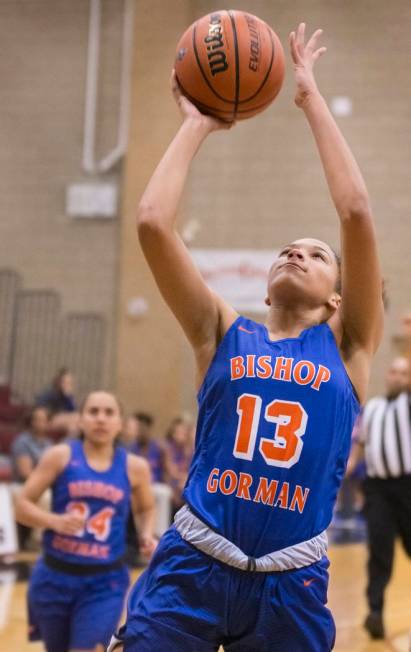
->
xmin=164 ymin=417 xmax=193 ymax=515
xmin=11 ymin=406 xmax=52 ymax=549
xmin=120 ymin=414 xmax=139 ymax=450
xmin=118 ymin=414 xmax=142 ymax=566
xmin=185 ymin=417 xmax=196 ymax=456
xmin=36 ymin=368 xmax=79 ymax=436
xmin=133 ymin=412 xmax=165 ymax=483
xmin=11 ymin=407 xmax=52 ymax=483
xmin=36 ymin=368 xmax=76 ymax=413
xmin=132 ymin=412 xmax=173 ymax=537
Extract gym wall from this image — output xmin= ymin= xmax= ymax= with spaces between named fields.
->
xmin=1 ymin=1 xmax=410 ymax=428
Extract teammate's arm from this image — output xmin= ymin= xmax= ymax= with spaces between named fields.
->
xmin=127 ymin=455 xmax=157 ymax=558
xmin=137 ymin=74 xmax=237 ymax=376
xmin=14 ymin=444 xmax=85 ymax=535
xmin=290 ymin=24 xmax=383 ymax=397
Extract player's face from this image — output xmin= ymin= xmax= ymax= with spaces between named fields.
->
xmin=172 ymin=422 xmax=189 ymax=447
xmin=80 ymin=392 xmax=122 ymax=446
xmin=122 ymin=416 xmax=139 ymax=445
xmin=386 ymin=357 xmax=410 ymax=397
xmin=136 ymin=421 xmax=151 ymax=444
xmin=31 ymin=408 xmax=50 ymax=436
xmin=60 ymin=372 xmax=74 ymax=395
xmin=267 ymin=238 xmax=340 ymax=311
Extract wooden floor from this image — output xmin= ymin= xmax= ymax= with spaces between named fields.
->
xmin=0 ymin=543 xmax=409 ymax=651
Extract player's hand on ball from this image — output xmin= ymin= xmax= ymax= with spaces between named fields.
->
xmin=171 ymin=70 xmax=234 ymax=132
xmin=50 ymin=513 xmax=86 ymax=536
xmin=139 ymin=535 xmax=158 ymax=559
xmin=289 ymin=23 xmax=327 ymax=108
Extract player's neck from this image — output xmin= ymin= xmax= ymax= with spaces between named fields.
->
xmin=31 ymin=430 xmax=47 ymax=441
xmin=264 ymin=305 xmax=323 ymax=341
xmin=82 ymin=439 xmax=114 ymax=464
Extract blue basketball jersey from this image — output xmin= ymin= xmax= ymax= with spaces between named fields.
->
xmin=184 ymin=316 xmax=360 ymax=557
xmin=43 ymin=439 xmax=131 ymax=565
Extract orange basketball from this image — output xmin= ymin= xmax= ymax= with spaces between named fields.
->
xmin=174 ymin=10 xmax=285 ymax=122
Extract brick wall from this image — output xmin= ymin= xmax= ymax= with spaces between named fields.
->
xmin=0 ymin=0 xmax=126 ymax=395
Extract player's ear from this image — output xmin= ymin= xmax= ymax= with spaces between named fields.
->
xmin=326 ymin=292 xmax=341 ymax=312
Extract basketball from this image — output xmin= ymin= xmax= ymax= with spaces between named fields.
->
xmin=174 ymin=10 xmax=285 ymax=122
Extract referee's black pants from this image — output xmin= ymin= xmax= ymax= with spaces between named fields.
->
xmin=363 ymin=474 xmax=411 ymax=613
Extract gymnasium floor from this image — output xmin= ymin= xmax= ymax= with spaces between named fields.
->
xmin=0 ymin=543 xmax=409 ymax=651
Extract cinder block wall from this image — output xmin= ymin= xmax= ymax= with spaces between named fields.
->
xmin=0 ymin=0 xmax=126 ymax=394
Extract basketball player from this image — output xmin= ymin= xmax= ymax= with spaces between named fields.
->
xmin=111 ymin=24 xmax=383 ymax=652
xmin=15 ymin=390 xmax=156 ymax=652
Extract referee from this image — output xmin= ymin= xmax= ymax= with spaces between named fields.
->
xmin=347 ymin=356 xmax=411 ymax=639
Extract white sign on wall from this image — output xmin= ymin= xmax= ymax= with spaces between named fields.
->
xmin=0 ymin=484 xmax=18 ymax=556
xmin=190 ymin=249 xmax=277 ymax=313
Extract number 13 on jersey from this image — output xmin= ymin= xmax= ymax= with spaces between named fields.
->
xmin=233 ymin=394 xmax=308 ymax=468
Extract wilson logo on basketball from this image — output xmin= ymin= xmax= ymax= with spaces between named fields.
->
xmin=245 ymin=14 xmax=260 ymax=71
xmin=174 ymin=10 xmax=285 ymax=121
xmin=204 ymin=13 xmax=228 ymax=76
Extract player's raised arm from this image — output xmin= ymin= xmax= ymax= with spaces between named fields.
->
xmin=289 ymin=24 xmax=383 ymax=393
xmin=137 ymin=73 xmax=237 ymax=364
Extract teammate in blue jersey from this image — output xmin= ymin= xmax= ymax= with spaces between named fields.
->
xmin=15 ymin=390 xmax=156 ymax=652
xmin=111 ymin=23 xmax=383 ymax=652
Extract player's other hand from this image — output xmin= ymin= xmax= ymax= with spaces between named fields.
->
xmin=50 ymin=513 xmax=86 ymax=536
xmin=289 ymin=23 xmax=327 ymax=108
xmin=139 ymin=534 xmax=158 ymax=559
xmin=171 ymin=69 xmax=234 ymax=132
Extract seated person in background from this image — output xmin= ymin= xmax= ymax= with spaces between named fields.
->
xmin=36 ymin=367 xmax=79 ymax=437
xmin=185 ymin=418 xmax=196 ymax=457
xmin=120 ymin=414 xmax=140 ymax=451
xmin=164 ymin=416 xmax=193 ymax=516
xmin=12 ymin=407 xmax=52 ymax=483
xmin=118 ymin=414 xmax=158 ymax=556
xmin=133 ymin=412 xmax=165 ymax=483
xmin=11 ymin=406 xmax=52 ymax=549
xmin=133 ymin=412 xmax=173 ymax=537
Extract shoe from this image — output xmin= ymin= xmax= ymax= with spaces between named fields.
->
xmin=364 ymin=612 xmax=385 ymax=639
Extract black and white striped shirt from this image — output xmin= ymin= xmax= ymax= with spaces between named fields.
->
xmin=360 ymin=392 xmax=411 ymax=478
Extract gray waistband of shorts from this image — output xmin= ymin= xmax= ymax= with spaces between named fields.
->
xmin=174 ymin=504 xmax=328 ymax=572
xmin=107 ymin=634 xmax=123 ymax=652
